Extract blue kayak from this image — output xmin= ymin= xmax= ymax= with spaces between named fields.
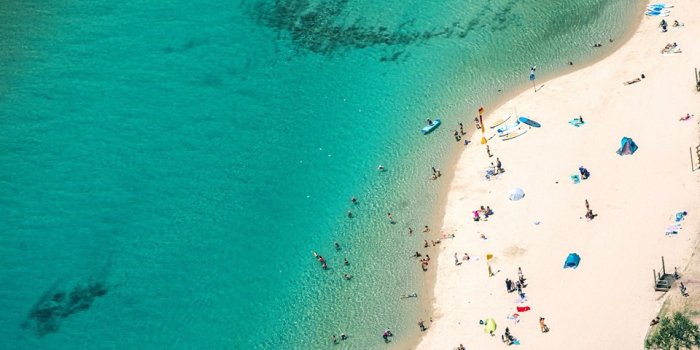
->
xmin=421 ymin=119 xmax=441 ymax=134
xmin=518 ymin=116 xmax=541 ymax=128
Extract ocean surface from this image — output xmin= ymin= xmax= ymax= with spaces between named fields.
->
xmin=0 ymin=0 xmax=641 ymax=349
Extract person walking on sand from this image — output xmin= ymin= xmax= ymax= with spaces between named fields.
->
xmin=540 ymin=317 xmax=549 ymax=333
xmin=459 ymin=122 xmax=465 ymax=135
xmin=486 ymin=145 xmax=492 ymax=157
xmin=454 ymin=253 xmax=460 ymax=265
xmin=496 ymin=157 xmax=503 ymax=173
xmin=418 ymin=319 xmax=426 ymax=331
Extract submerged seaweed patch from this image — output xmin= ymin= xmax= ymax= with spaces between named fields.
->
xmin=22 ymin=280 xmax=108 ymax=337
xmin=243 ymin=0 xmax=481 ymax=58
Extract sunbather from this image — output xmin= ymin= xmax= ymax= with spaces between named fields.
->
xmin=680 ymin=113 xmax=692 ymax=121
xmin=624 ymin=78 xmax=641 ymax=85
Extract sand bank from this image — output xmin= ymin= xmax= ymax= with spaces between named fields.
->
xmin=416 ymin=1 xmax=700 ymax=348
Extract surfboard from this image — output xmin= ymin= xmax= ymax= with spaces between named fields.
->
xmin=518 ymin=116 xmax=541 ymax=128
xmin=421 ymin=118 xmax=441 ymax=134
xmin=501 ymin=128 xmax=528 ymax=141
xmin=489 ymin=115 xmax=511 ymax=129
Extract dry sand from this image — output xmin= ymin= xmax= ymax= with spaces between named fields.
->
xmin=416 ymin=1 xmax=700 ymax=349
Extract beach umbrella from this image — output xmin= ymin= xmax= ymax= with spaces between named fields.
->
xmin=483 ymin=318 xmax=497 ymax=334
xmin=508 ymin=188 xmax=525 ymax=201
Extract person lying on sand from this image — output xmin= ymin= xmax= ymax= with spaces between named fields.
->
xmin=624 ymin=77 xmax=641 ymax=85
xmin=650 ymin=317 xmax=660 ymax=326
xmin=680 ymin=113 xmax=693 ymax=121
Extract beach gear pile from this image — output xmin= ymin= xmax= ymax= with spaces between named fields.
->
xmin=645 ymin=3 xmax=672 ymax=16
xmin=666 ymin=211 xmax=688 ymax=235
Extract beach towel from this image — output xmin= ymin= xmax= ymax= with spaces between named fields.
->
xmin=665 ymin=224 xmax=681 ymax=235
xmin=516 ymin=306 xmax=531 ymax=312
xmin=569 ymin=118 xmax=585 ymax=127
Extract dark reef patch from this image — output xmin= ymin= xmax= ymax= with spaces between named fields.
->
xmin=242 ymin=0 xmax=489 ymax=58
xmin=22 ymin=279 xmax=108 ymax=337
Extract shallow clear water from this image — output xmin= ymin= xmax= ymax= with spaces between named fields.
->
xmin=0 ymin=0 xmax=640 ymax=349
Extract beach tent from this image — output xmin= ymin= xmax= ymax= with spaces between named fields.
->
xmin=564 ymin=253 xmax=581 ymax=269
xmin=508 ymin=188 xmax=525 ymax=201
xmin=483 ymin=318 xmax=497 ymax=334
xmin=616 ymin=137 xmax=638 ymax=155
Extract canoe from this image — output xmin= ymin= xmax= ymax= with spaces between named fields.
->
xmin=518 ymin=116 xmax=541 ymax=128
xmin=490 ymin=115 xmax=511 ymax=129
xmin=497 ymin=121 xmax=521 ymax=134
xmin=501 ymin=127 xmax=528 ymax=141
xmin=421 ymin=118 xmax=441 ymax=134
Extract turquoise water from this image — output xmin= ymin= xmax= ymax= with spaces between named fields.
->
xmin=0 ymin=0 xmax=640 ymax=349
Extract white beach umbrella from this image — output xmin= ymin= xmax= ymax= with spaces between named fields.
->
xmin=508 ymin=188 xmax=525 ymax=201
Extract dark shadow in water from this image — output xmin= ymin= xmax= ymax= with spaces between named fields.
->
xmin=22 ymin=261 xmax=111 ymax=337
xmin=242 ymin=0 xmax=489 ymax=59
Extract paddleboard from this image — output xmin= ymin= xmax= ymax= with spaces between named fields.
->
xmin=489 ymin=115 xmax=511 ymax=129
xmin=501 ymin=127 xmax=528 ymax=141
xmin=497 ymin=121 xmax=521 ymax=134
xmin=518 ymin=116 xmax=541 ymax=128
xmin=421 ymin=118 xmax=441 ymax=134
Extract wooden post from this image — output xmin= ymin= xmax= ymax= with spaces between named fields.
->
xmin=692 ymin=147 xmax=696 ymax=172
xmin=662 ymin=256 xmax=666 ymax=276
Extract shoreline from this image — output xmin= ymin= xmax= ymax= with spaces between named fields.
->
xmin=416 ymin=0 xmax=700 ymax=348
xmin=406 ymin=3 xmax=647 ymax=348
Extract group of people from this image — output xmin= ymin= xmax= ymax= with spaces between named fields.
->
xmin=659 ymin=19 xmax=683 ymax=32
xmin=485 ymin=158 xmax=504 ymax=180
xmin=313 ymin=242 xmax=352 ymax=278
xmin=431 ymin=166 xmax=442 ymax=180
xmin=473 ymin=205 xmax=494 ymax=221
xmin=330 ymin=333 xmax=348 ymax=344
xmin=504 ymin=267 xmax=528 ymax=298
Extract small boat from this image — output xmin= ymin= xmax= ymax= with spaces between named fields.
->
xmin=421 ymin=119 xmax=441 ymax=134
xmin=490 ymin=115 xmax=511 ymax=129
xmin=518 ymin=116 xmax=541 ymax=128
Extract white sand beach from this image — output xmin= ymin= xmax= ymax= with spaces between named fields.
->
xmin=417 ymin=1 xmax=700 ymax=349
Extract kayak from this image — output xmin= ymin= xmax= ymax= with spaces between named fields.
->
xmin=518 ymin=116 xmax=541 ymax=128
xmin=421 ymin=119 xmax=441 ymax=134
xmin=490 ymin=115 xmax=511 ymax=129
